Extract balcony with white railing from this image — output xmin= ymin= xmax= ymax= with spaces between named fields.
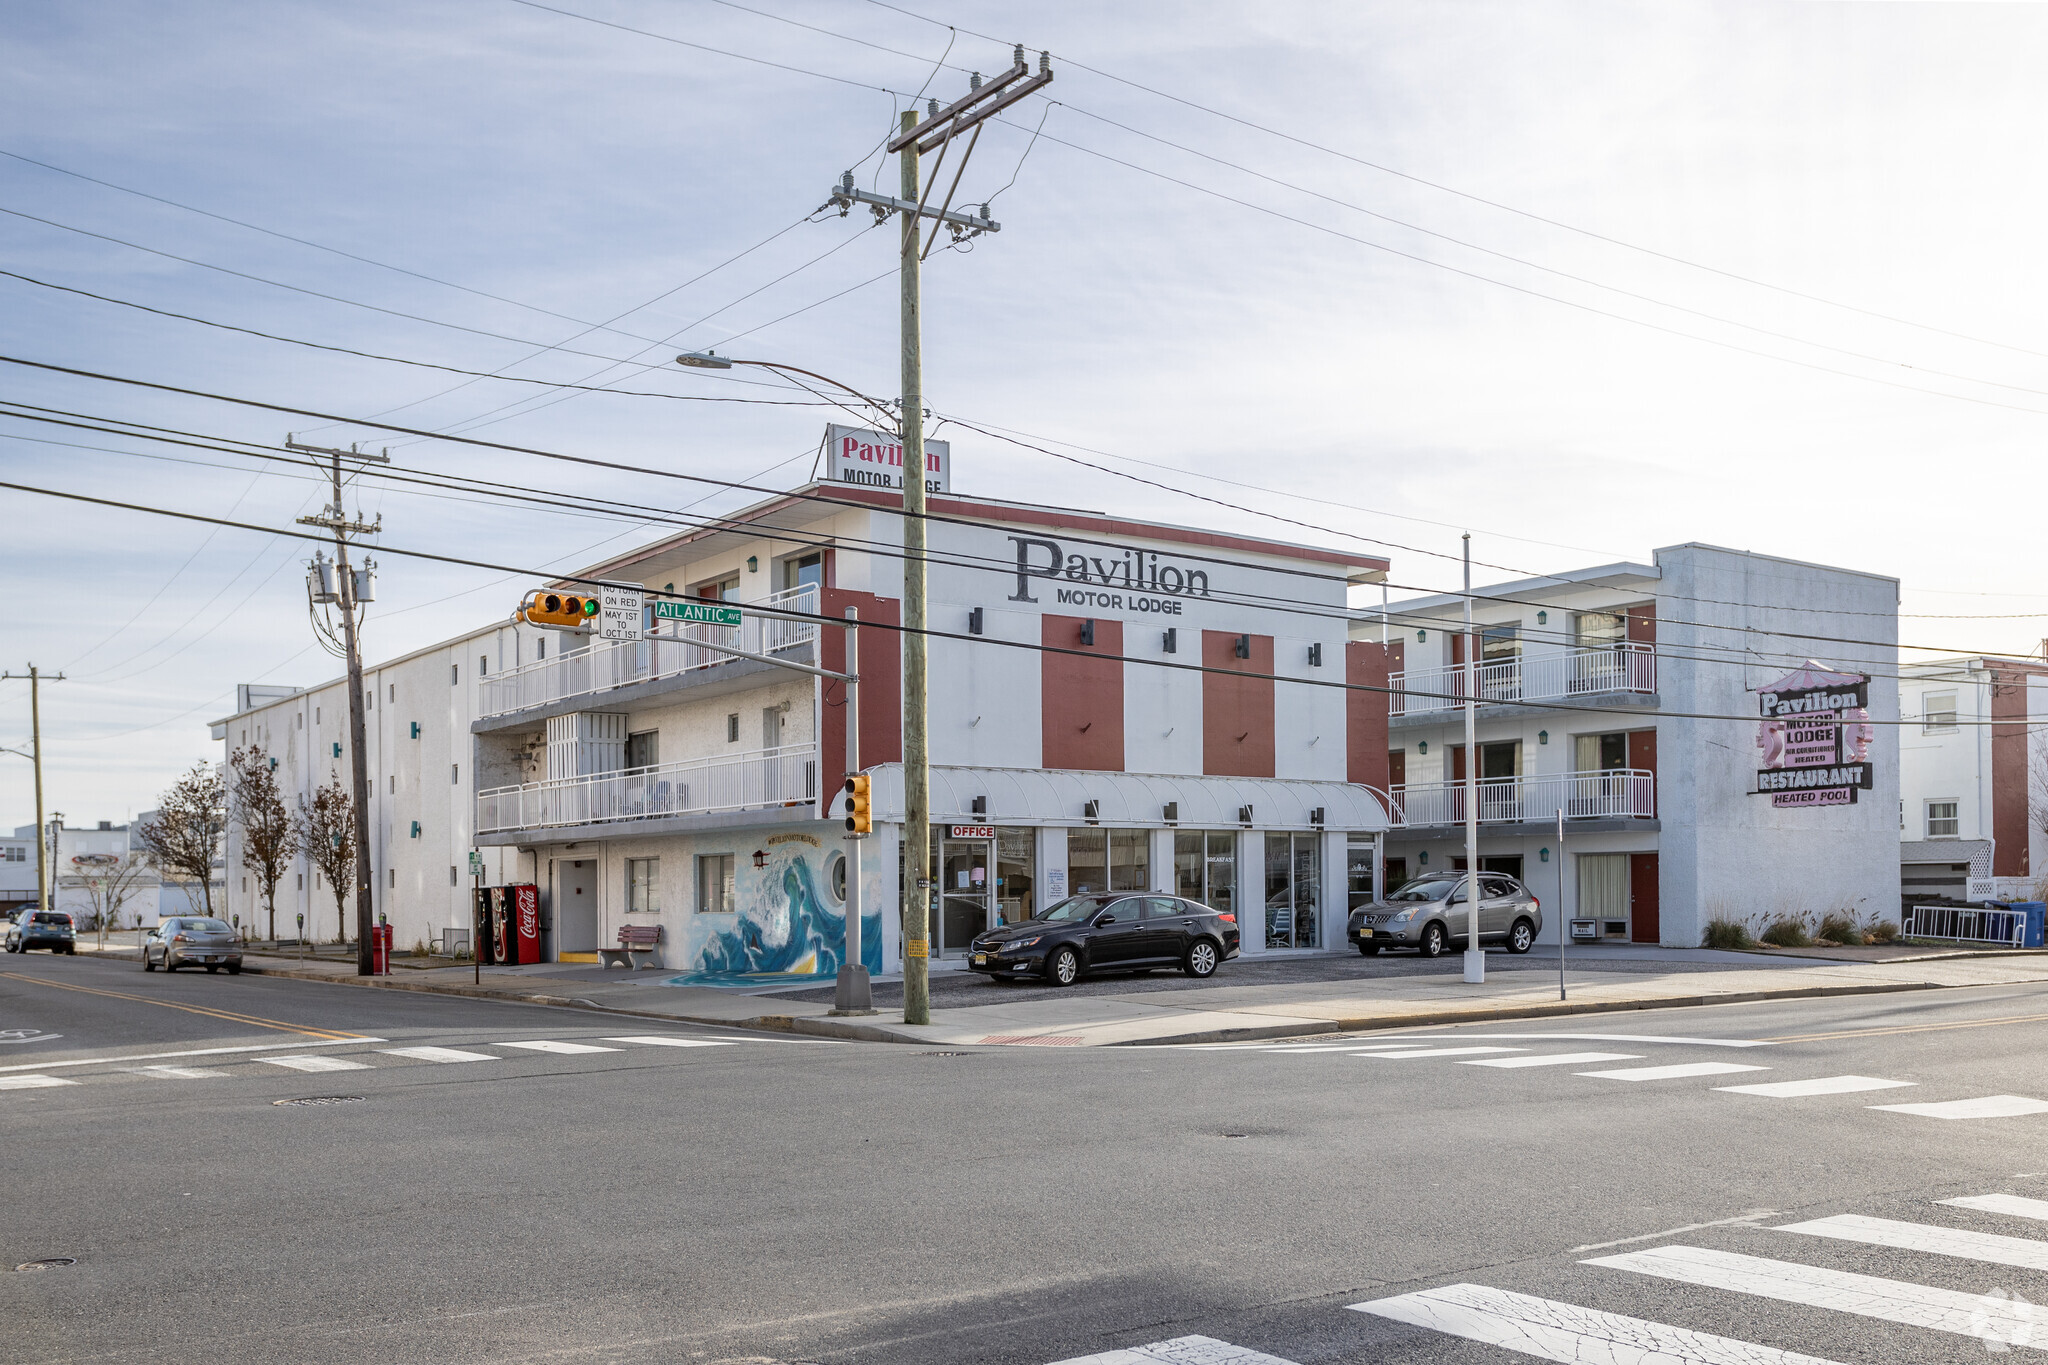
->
xmin=478 ymin=584 xmax=819 ymax=720
xmin=1389 ymin=768 xmax=1655 ymax=828
xmin=476 ymin=743 xmax=818 ymax=835
xmin=1390 ymin=643 xmax=1655 ymax=718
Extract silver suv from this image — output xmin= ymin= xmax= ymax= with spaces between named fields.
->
xmin=1348 ymin=872 xmax=1543 ymax=957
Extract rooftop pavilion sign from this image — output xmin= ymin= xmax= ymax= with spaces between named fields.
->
xmin=825 ymin=424 xmax=949 ymax=494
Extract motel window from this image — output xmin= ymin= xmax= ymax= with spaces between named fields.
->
xmin=1264 ymin=832 xmax=1321 ymax=949
xmin=1480 ymin=624 xmax=1521 ymax=663
xmin=1575 ymin=611 xmax=1627 ymax=651
xmin=625 ymin=730 xmax=659 ymax=771
xmin=626 ymin=858 xmax=660 ymax=914
xmin=780 ymin=553 xmax=824 ymax=593
xmin=1925 ymin=801 xmax=1961 ymax=839
xmin=1922 ymin=691 xmax=1959 ymax=733
xmin=1574 ymin=732 xmax=1629 ymax=773
xmin=1345 ymin=834 xmax=1377 ymax=910
xmin=537 ymin=637 xmax=546 ymax=660
xmin=725 ymin=713 xmax=740 ymax=744
xmin=1174 ymin=831 xmax=1237 ymax=916
xmin=699 ymin=575 xmax=740 ymax=602
xmin=1067 ymin=828 xmax=1149 ymax=896
xmin=696 ymin=854 xmax=736 ymax=913
xmin=478 ymin=656 xmax=487 ymax=677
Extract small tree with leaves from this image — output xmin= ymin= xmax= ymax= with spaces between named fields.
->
xmin=295 ymin=776 xmax=356 ymax=946
xmin=135 ymin=761 xmax=226 ymax=919
xmin=228 ymin=746 xmax=293 ymax=942
xmin=76 ymin=852 xmax=151 ymax=949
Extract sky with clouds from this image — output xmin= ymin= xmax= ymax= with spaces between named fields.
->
xmin=4 ymin=1 xmax=2047 ymax=830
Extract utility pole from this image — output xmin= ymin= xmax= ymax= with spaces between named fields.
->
xmin=289 ymin=438 xmax=385 ymax=976
xmin=2 ymin=665 xmax=64 ymax=915
xmin=833 ymin=48 xmax=1051 ymax=1027
xmin=1462 ymin=533 xmax=1483 ymax=985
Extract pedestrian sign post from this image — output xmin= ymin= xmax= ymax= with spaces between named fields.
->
xmin=599 ymin=584 xmax=646 ymax=642
xmin=468 ymin=851 xmax=483 ymax=876
xmin=653 ymin=600 xmax=743 ymax=627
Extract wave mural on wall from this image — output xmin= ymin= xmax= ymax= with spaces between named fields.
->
xmin=671 ymin=838 xmax=881 ymax=984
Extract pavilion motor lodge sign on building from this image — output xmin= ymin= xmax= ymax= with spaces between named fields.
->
xmin=1754 ymin=667 xmax=1875 ymax=808
xmin=825 ymin=424 xmax=950 ymax=493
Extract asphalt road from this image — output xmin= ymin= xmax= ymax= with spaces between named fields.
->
xmin=4 ymin=949 xmax=2047 ymax=1364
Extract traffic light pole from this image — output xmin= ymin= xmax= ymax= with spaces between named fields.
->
xmin=832 ymin=606 xmax=873 ymax=1015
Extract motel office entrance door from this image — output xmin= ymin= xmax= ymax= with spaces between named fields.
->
xmin=935 ymin=832 xmax=992 ymax=959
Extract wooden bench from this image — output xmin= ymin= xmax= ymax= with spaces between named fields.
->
xmin=597 ymin=924 xmax=664 ymax=969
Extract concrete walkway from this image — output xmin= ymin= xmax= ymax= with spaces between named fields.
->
xmin=70 ymin=933 xmax=2048 ymax=1046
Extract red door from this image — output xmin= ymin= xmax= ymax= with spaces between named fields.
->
xmin=1629 ymin=853 xmax=1660 ymax=943
xmin=1387 ymin=750 xmax=1407 ymax=787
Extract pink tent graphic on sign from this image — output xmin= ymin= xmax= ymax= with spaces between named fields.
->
xmin=1755 ymin=662 xmax=1873 ymax=769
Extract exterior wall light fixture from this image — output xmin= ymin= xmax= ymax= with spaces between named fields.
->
xmin=1537 ymin=610 xmax=1548 ymax=625
xmin=1539 ymin=847 xmax=1550 ymax=863
xmin=747 ymin=555 xmax=759 ymax=573
xmin=1417 ymin=740 xmax=1428 ymax=755
xmin=1417 ymin=629 xmax=1427 ymax=642
xmin=1418 ymin=849 xmax=1430 ymax=866
xmin=752 ymin=849 xmax=768 ymax=869
xmin=1538 ymin=730 xmax=1549 ymax=745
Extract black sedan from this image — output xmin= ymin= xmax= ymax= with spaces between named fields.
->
xmin=968 ymin=893 xmax=1240 ymax=986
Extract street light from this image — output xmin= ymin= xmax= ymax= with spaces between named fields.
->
xmin=674 ymin=353 xmax=895 ymax=426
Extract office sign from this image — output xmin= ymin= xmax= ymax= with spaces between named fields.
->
xmin=654 ymin=600 xmax=743 ymax=627
xmin=1754 ymin=666 xmax=1874 ymax=808
xmin=598 ymin=584 xmax=645 ymax=642
xmin=949 ymin=825 xmax=996 ymax=840
xmin=826 ymin=424 xmax=949 ymax=493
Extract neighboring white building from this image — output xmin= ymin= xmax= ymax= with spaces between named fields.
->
xmin=214 ymin=481 xmax=1398 ymax=967
xmin=12 ymin=819 xmax=179 ymax=927
xmin=1 ymin=825 xmax=39 ymax=916
xmin=1897 ymin=651 xmax=2048 ymax=903
xmin=1358 ymin=544 xmax=1901 ymax=945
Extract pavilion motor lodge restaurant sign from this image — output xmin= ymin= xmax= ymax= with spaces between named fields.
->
xmin=1753 ymin=666 xmax=1875 ymax=808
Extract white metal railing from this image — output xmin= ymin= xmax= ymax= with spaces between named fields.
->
xmin=1905 ymin=904 xmax=2026 ymax=947
xmin=1389 ymin=768 xmax=1655 ymax=827
xmin=476 ymin=743 xmax=818 ymax=833
xmin=478 ymin=584 xmax=819 ymax=718
xmin=1391 ymin=643 xmax=1655 ymax=716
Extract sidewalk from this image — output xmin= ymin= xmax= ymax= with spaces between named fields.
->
xmin=73 ymin=935 xmax=2048 ymax=1046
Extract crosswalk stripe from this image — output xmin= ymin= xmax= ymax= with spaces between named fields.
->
xmin=496 ymin=1040 xmax=621 ymax=1055
xmin=1259 ymin=1044 xmax=1365 ymax=1053
xmin=1045 ymin=1334 xmax=1301 ymax=1364
xmin=605 ymin=1036 xmax=738 ymax=1048
xmin=1775 ymin=1213 xmax=2048 ymax=1271
xmin=378 ymin=1046 xmax=497 ymax=1063
xmin=1716 ymin=1076 xmax=1914 ymax=1098
xmin=0 ymin=1074 xmax=77 ymax=1090
xmin=1939 ymin=1192 xmax=2048 ymax=1222
xmin=130 ymin=1065 xmax=230 ymax=1079
xmin=1868 ymin=1094 xmax=2048 ymax=1120
xmin=257 ymin=1055 xmax=371 ymax=1073
xmin=1462 ymin=1052 xmax=1643 ymax=1069
xmin=1578 ymin=1062 xmax=1769 ymax=1081
xmin=1350 ymin=1282 xmax=1841 ymax=1363
xmin=1363 ymin=1046 xmax=1526 ymax=1059
xmin=1587 ymin=1242 xmax=2035 ymax=1344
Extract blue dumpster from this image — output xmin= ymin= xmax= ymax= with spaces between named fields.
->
xmin=2013 ymin=902 xmax=2046 ymax=948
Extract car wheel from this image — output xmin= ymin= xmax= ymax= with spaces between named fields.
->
xmin=1507 ymin=918 xmax=1536 ymax=954
xmin=227 ymin=963 xmax=242 ymax=976
xmin=164 ymin=959 xmax=178 ymax=972
xmin=1047 ymin=946 xmax=1080 ymax=987
xmin=144 ymin=951 xmax=156 ymax=971
xmin=1418 ymin=922 xmax=1448 ymax=958
xmin=1183 ymin=940 xmax=1219 ymax=978
xmin=1358 ymin=942 xmax=1381 ymax=956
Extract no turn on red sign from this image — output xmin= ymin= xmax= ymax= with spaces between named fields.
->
xmin=598 ymin=584 xmax=645 ymax=642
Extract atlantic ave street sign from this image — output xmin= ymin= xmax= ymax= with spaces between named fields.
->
xmin=653 ymin=600 xmax=743 ymax=627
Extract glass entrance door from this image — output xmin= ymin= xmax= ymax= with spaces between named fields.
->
xmin=938 ymin=836 xmax=992 ymax=956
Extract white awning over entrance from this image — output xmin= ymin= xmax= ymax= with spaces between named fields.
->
xmin=859 ymin=763 xmax=1392 ymax=833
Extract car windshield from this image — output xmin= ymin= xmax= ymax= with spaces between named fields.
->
xmin=35 ymin=913 xmax=70 ymax=925
xmin=186 ymin=919 xmax=233 ymax=933
xmin=1037 ymin=896 xmax=1114 ymax=923
xmin=1386 ymin=879 xmax=1459 ymax=903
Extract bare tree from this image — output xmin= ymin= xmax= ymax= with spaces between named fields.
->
xmin=2029 ymin=733 xmax=2048 ymax=901
xmin=74 ymin=852 xmax=152 ymax=950
xmin=228 ymin=746 xmax=293 ymax=942
xmin=134 ymin=762 xmax=226 ymax=919
xmin=295 ymin=776 xmax=356 ymax=946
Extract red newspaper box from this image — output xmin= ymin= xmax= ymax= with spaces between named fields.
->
xmin=371 ymin=922 xmax=393 ymax=975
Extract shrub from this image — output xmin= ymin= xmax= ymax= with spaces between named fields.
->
xmin=1760 ymin=916 xmax=1812 ymax=948
xmin=1702 ymin=918 xmax=1755 ymax=950
xmin=1816 ymin=912 xmax=1865 ymax=946
xmin=1868 ymin=919 xmax=1900 ymax=943
xmin=410 ymin=939 xmax=431 ymax=958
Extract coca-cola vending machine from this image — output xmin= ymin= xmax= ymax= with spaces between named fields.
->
xmin=472 ymin=886 xmax=497 ymax=964
xmin=488 ymin=886 xmax=510 ymax=964
xmin=509 ymin=884 xmax=540 ymax=964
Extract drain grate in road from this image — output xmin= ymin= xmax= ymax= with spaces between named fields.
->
xmin=272 ymin=1095 xmax=366 ymax=1107
xmin=920 ymin=1051 xmax=970 ymax=1057
xmin=15 ymin=1259 xmax=76 ymax=1272
xmin=1220 ymin=1133 xmax=1250 ymax=1139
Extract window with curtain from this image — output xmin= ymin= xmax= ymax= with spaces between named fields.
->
xmin=1921 ymin=692 xmax=1958 ymax=733
xmin=1575 ymin=612 xmax=1626 ymax=650
xmin=1576 ymin=853 xmax=1628 ymax=925
xmin=626 ymin=858 xmax=659 ymax=913
xmin=1925 ymin=801 xmax=1960 ymax=838
xmin=695 ymin=854 xmax=735 ymax=913
xmin=1067 ymin=828 xmax=1108 ymax=895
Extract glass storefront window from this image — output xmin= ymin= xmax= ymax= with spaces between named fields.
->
xmin=1264 ymin=832 xmax=1321 ymax=949
xmin=1346 ymin=834 xmax=1376 ymax=910
xmin=1175 ymin=831 xmax=1237 ymax=915
xmin=996 ymin=828 xmax=1036 ymax=925
xmin=1111 ymin=829 xmax=1148 ymax=891
xmin=1068 ymin=828 xmax=1149 ymax=896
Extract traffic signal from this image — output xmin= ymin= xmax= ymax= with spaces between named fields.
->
xmin=844 ymin=773 xmax=872 ymax=835
xmin=520 ymin=590 xmax=600 ymax=628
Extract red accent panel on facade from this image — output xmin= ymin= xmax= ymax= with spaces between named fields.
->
xmin=1629 ymin=852 xmax=1661 ymax=943
xmin=819 ymin=589 xmax=902 ymax=815
xmin=1626 ymin=602 xmax=1656 ymax=646
xmin=1042 ymin=615 xmax=1125 ymax=772
xmin=1202 ymin=631 xmax=1275 ymax=778
xmin=1627 ymin=728 xmax=1658 ymax=815
xmin=1449 ymin=632 xmax=1465 ymax=666
xmin=1991 ymin=668 xmax=2032 ymax=877
xmin=1346 ymin=640 xmax=1395 ymax=788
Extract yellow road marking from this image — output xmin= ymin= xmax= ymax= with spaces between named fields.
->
xmin=1768 ymin=1010 xmax=2048 ymax=1045
xmin=0 ymin=971 xmax=363 ymax=1040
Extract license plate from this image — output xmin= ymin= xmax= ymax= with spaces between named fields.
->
xmin=1359 ymin=929 xmax=1373 ymax=938
xmin=971 ymin=954 xmax=987 ymax=966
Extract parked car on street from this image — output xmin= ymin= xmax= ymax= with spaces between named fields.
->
xmin=142 ymin=917 xmax=244 ymax=974
xmin=5 ymin=909 xmax=76 ymax=954
xmin=1347 ymin=872 xmax=1542 ymax=957
xmin=969 ymin=893 xmax=1240 ymax=986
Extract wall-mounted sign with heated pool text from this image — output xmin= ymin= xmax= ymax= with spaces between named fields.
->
xmin=1753 ymin=666 xmax=1875 ymax=808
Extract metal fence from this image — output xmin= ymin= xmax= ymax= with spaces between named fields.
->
xmin=1392 ymin=643 xmax=1655 ymax=716
xmin=476 ymin=744 xmax=818 ymax=834
xmin=1904 ymin=904 xmax=2026 ymax=947
xmin=1389 ymin=768 xmax=1655 ymax=827
xmin=478 ymin=584 xmax=818 ymax=719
